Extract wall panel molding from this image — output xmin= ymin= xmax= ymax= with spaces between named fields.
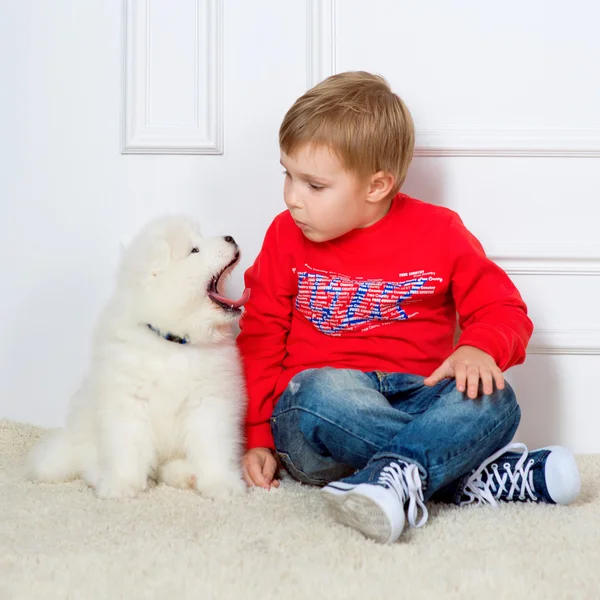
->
xmin=493 ymin=246 xmax=600 ymax=354
xmin=415 ymin=128 xmax=600 ymax=158
xmin=122 ymin=0 xmax=223 ymax=154
xmin=306 ymin=0 xmax=336 ymax=89
xmin=306 ymin=0 xmax=600 ymax=157
xmin=490 ymin=245 xmax=600 ymax=276
xmin=529 ymin=329 xmax=600 ymax=355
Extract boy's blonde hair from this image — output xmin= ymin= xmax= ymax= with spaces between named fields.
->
xmin=279 ymin=71 xmax=415 ymax=192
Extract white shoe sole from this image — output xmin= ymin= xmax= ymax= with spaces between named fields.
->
xmin=322 ymin=483 xmax=405 ymax=544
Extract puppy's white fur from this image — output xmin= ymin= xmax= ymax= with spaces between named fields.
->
xmin=28 ymin=216 xmax=246 ymax=500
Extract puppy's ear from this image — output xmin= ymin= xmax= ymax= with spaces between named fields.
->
xmin=122 ymin=234 xmax=171 ymax=279
xmin=145 ymin=237 xmax=172 ymax=277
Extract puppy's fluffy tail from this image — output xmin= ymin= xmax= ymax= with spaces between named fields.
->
xmin=27 ymin=429 xmax=79 ymax=482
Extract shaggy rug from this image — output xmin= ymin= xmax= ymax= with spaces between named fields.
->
xmin=1 ymin=419 xmax=598 ymax=600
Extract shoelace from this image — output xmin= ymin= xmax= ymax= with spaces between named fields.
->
xmin=461 ymin=442 xmax=537 ymax=507
xmin=378 ymin=461 xmax=428 ymax=527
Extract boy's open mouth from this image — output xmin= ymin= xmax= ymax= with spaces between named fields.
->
xmin=207 ymin=253 xmax=251 ymax=312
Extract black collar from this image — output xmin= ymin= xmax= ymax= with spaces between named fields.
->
xmin=146 ymin=324 xmax=189 ymax=345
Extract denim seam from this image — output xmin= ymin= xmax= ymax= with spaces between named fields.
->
xmin=426 ymin=403 xmax=521 ymax=476
xmin=276 ymin=451 xmax=330 ymax=486
xmin=272 ymin=406 xmax=388 ymax=455
xmin=325 ymin=439 xmax=373 ymax=464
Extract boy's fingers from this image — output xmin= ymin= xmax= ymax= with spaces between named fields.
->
xmin=263 ymin=455 xmax=278 ymax=484
xmin=481 ymin=370 xmax=494 ymax=396
xmin=242 ymin=460 xmax=259 ymax=487
xmin=493 ymin=368 xmax=505 ymax=390
xmin=246 ymin=456 xmax=270 ymax=489
xmin=269 ymin=453 xmax=281 ymax=487
xmin=424 ymin=363 xmax=448 ymax=386
xmin=467 ymin=366 xmax=480 ymax=399
xmin=455 ymin=364 xmax=467 ymax=393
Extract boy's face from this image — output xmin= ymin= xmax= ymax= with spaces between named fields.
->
xmin=280 ymin=145 xmax=389 ymax=243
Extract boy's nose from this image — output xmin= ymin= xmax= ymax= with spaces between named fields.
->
xmin=285 ymin=190 xmax=301 ymax=210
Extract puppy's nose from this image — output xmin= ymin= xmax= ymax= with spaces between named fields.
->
xmin=224 ymin=235 xmax=236 ymax=245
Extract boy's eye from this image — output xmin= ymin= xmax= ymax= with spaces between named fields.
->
xmin=282 ymin=168 xmax=324 ymax=190
xmin=190 ymin=247 xmax=199 ymax=254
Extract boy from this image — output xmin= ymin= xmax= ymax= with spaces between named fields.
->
xmin=237 ymin=71 xmax=581 ymax=544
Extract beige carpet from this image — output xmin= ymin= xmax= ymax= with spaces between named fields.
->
xmin=1 ymin=420 xmax=599 ymax=600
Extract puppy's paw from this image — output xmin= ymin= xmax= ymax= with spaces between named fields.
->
xmin=157 ymin=459 xmax=197 ymax=490
xmin=94 ymin=475 xmax=147 ymax=500
xmin=195 ymin=472 xmax=246 ymax=501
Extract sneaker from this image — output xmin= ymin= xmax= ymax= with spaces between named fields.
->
xmin=461 ymin=443 xmax=581 ymax=507
xmin=321 ymin=458 xmax=428 ymax=544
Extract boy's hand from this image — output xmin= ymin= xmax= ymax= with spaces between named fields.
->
xmin=423 ymin=345 xmax=505 ymax=399
xmin=242 ymin=447 xmax=281 ymax=490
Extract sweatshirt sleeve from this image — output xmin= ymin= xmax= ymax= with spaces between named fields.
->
xmin=448 ymin=214 xmax=534 ymax=371
xmin=237 ymin=216 xmax=295 ymax=449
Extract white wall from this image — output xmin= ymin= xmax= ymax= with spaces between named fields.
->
xmin=1 ymin=0 xmax=599 ymax=452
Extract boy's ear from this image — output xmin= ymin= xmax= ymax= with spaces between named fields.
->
xmin=366 ymin=171 xmax=396 ymax=204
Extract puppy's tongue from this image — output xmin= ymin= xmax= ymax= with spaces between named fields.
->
xmin=208 ymin=287 xmax=251 ymax=309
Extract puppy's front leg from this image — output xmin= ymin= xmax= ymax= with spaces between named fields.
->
xmin=94 ymin=409 xmax=154 ymax=500
xmin=183 ymin=398 xmax=245 ymax=500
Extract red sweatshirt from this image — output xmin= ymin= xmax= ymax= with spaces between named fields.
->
xmin=237 ymin=193 xmax=534 ymax=449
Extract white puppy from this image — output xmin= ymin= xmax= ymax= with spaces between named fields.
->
xmin=28 ymin=216 xmax=250 ymax=500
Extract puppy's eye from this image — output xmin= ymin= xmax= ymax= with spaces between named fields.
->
xmin=190 ymin=247 xmax=199 ymax=254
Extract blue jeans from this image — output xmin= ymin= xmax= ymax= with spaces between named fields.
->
xmin=270 ymin=367 xmax=521 ymax=503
